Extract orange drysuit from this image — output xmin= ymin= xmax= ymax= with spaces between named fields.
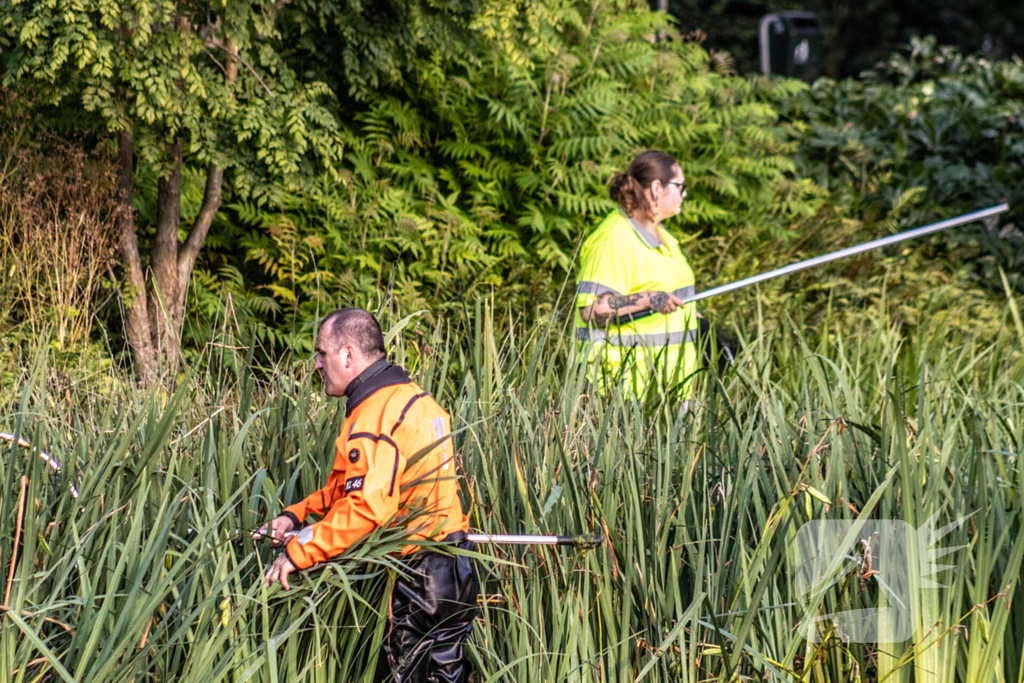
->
xmin=281 ymin=361 xmax=469 ymax=570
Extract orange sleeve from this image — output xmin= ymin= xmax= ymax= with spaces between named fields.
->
xmin=281 ymin=429 xmax=349 ymax=526
xmin=281 ymin=468 xmax=345 ymax=527
xmin=284 ymin=431 xmax=404 ymax=570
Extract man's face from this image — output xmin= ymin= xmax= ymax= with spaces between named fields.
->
xmin=314 ymin=332 xmax=358 ymax=397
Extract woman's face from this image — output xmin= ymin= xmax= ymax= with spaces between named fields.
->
xmin=649 ymin=165 xmax=687 ymax=221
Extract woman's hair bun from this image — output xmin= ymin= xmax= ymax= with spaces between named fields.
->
xmin=608 ymin=173 xmax=631 ymax=205
xmin=608 ymin=151 xmax=680 ymax=221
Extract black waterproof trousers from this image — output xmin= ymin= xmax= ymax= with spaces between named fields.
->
xmin=372 ymin=533 xmax=478 ymax=683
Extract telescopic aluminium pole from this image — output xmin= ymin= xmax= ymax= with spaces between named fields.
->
xmin=683 ymin=203 xmax=1009 ymax=306
xmin=278 ymin=530 xmax=602 ymax=549
xmin=624 ymin=203 xmax=1010 ymax=322
xmin=464 ymin=533 xmax=597 ymax=547
xmin=0 ymin=432 xmax=80 ymax=499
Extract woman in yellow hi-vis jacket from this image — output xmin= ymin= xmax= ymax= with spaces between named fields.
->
xmin=576 ymin=150 xmax=700 ymax=397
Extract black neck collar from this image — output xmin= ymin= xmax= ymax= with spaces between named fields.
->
xmin=343 ymin=359 xmax=411 ymax=416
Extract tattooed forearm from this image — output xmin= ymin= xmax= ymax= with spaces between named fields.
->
xmin=587 ymin=293 xmax=647 ymax=327
xmin=581 ymin=290 xmax=680 ymax=327
xmin=608 ymin=293 xmax=642 ymax=310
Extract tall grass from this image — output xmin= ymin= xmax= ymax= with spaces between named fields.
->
xmin=2 ymin=297 xmax=1022 ymax=682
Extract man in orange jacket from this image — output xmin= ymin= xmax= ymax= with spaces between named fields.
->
xmin=257 ymin=308 xmax=477 ymax=683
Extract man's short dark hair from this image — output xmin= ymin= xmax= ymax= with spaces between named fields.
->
xmin=320 ymin=309 xmax=386 ymax=360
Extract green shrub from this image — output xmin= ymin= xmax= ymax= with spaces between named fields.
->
xmin=783 ymin=36 xmax=1024 ymax=294
xmin=197 ymin=0 xmax=823 ymax=354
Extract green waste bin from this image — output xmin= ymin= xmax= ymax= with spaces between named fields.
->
xmin=758 ymin=12 xmax=825 ymax=81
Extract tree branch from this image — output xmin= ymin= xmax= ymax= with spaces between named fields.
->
xmin=205 ymin=41 xmax=274 ymax=97
xmin=177 ymin=164 xmax=224 ymax=287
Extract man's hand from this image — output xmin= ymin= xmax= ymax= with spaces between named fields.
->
xmin=252 ymin=515 xmax=295 ymax=547
xmin=264 ymin=553 xmax=298 ymax=591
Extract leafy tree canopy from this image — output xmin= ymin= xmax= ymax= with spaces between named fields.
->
xmin=1 ymin=0 xmax=348 ymax=201
xmin=192 ymin=0 xmax=824 ymax=354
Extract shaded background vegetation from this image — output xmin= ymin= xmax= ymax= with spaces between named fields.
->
xmin=663 ymin=0 xmax=1024 ymax=78
xmin=3 ymin=0 xmax=1022 ymax=376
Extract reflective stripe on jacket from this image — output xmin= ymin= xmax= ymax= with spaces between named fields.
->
xmin=282 ymin=361 xmax=469 ymax=570
xmin=575 ymin=209 xmax=699 ymax=396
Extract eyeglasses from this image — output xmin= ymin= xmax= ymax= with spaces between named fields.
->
xmin=666 ymin=180 xmax=687 ymax=193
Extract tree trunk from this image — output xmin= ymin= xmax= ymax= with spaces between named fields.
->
xmin=116 ymin=129 xmax=224 ymax=385
xmin=116 ymin=124 xmax=157 ymax=383
xmin=151 ymin=139 xmax=184 ymax=372
xmin=148 ymin=141 xmax=225 ymax=377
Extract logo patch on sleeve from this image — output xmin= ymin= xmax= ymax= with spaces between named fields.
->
xmin=349 ymin=448 xmax=360 ymax=464
xmin=344 ymin=475 xmax=365 ymax=494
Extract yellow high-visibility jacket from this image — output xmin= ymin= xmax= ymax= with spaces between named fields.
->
xmin=575 ymin=209 xmax=699 ymax=396
xmin=282 ymin=361 xmax=469 ymax=570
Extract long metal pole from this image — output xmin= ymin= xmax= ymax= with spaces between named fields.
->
xmin=279 ymin=530 xmax=601 ymax=548
xmin=1 ymin=432 xmax=79 ymax=499
xmin=465 ymin=533 xmax=577 ymax=546
xmin=680 ymin=203 xmax=1009 ymax=306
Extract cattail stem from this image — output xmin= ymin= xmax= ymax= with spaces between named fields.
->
xmin=3 ymin=476 xmax=28 ymax=609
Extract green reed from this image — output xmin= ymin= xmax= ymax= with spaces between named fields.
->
xmin=1 ymin=295 xmax=1022 ymax=682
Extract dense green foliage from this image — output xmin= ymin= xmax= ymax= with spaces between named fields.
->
xmin=0 ymin=0 xmax=344 ymax=199
xmin=0 ymin=0 xmax=356 ymax=380
xmin=5 ymin=1 xmax=1022 ymax=366
xmin=186 ymin=1 xmax=823 ymax=355
xmin=184 ymin=32 xmax=1024 ymax=361
xmin=2 ymin=299 xmax=1022 ymax=681
xmin=784 ymin=37 xmax=1024 ymax=294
